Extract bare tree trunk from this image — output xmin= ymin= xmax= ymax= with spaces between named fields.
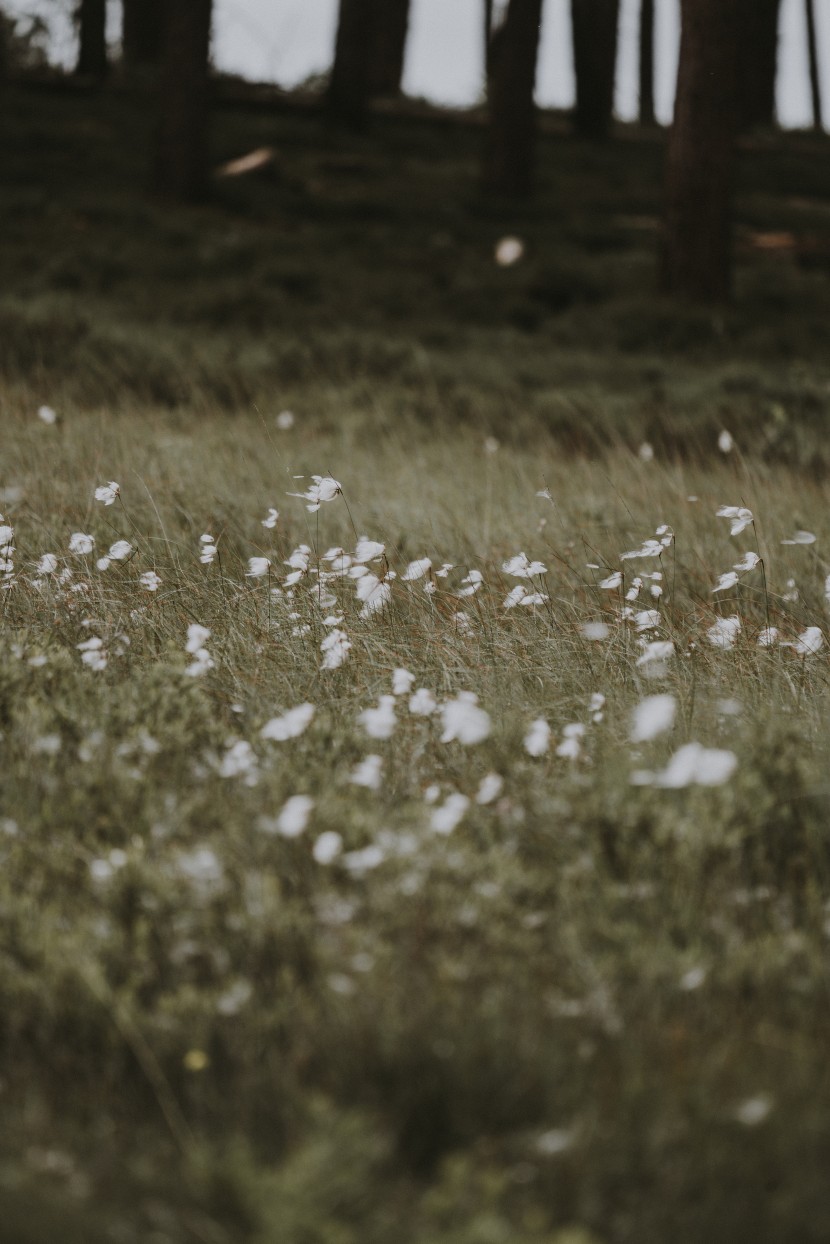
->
xmin=805 ymin=0 xmax=823 ymax=131
xmin=75 ymin=0 xmax=108 ymax=79
xmin=327 ymin=0 xmax=374 ymax=129
xmin=638 ymin=0 xmax=655 ymax=125
xmin=368 ymin=0 xmax=410 ymax=97
xmin=484 ymin=0 xmax=495 ymax=83
xmin=737 ymin=0 xmax=780 ymax=129
xmin=571 ymin=0 xmax=620 ymax=139
xmin=662 ymin=0 xmax=741 ymax=302
xmin=153 ymin=0 xmax=213 ymax=202
xmin=483 ymin=0 xmax=545 ymax=197
xmin=122 ymin=0 xmax=163 ymax=68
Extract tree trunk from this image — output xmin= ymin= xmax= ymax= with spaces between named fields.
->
xmin=153 ymin=0 xmax=213 ymax=202
xmin=484 ymin=0 xmax=495 ymax=82
xmin=737 ymin=0 xmax=780 ymax=129
xmin=368 ymin=0 xmax=410 ymax=97
xmin=75 ymin=0 xmax=108 ymax=79
xmin=122 ymin=0 xmax=163 ymax=67
xmin=571 ymin=0 xmax=620 ymax=139
xmin=661 ymin=0 xmax=741 ymax=303
xmin=327 ymin=0 xmax=374 ymax=129
xmin=638 ymin=0 xmax=655 ymax=125
xmin=805 ymin=0 xmax=823 ymax=131
xmin=483 ymin=0 xmax=545 ymax=197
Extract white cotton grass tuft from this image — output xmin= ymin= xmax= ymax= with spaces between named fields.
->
xmin=358 ymin=696 xmax=397 ymax=740
xmin=409 ymin=687 xmax=437 ymax=716
xmin=261 ymin=508 xmax=279 ymax=529
xmin=475 ymin=773 xmax=504 ymax=805
xmin=716 ymin=505 xmax=753 ymax=536
xmin=524 ymin=718 xmax=551 ymax=757
xmin=599 ymin=570 xmax=622 ymax=590
xmin=631 ymin=742 xmax=737 ymax=789
xmin=440 ymin=692 xmax=491 ymax=745
xmin=781 ymin=530 xmax=816 ymax=545
xmin=502 ymin=552 xmax=548 ymax=578
xmin=246 ymin=557 xmax=270 ymax=578
xmin=430 ymin=792 xmax=471 ymax=834
xmin=402 ymin=557 xmax=431 ymax=582
xmin=313 ymin=831 xmax=342 ymax=865
xmin=69 ymin=532 xmax=94 ymax=555
xmin=275 ymin=409 xmax=295 ymax=430
xmin=392 ymin=668 xmax=415 ymax=696
xmin=320 ymin=627 xmax=351 ymax=671
xmin=790 ymin=626 xmax=823 ymax=656
xmin=184 ymin=623 xmax=214 ymax=677
xmin=494 ymin=235 xmax=524 ymax=267
xmin=77 ymin=636 xmax=107 ymax=671
xmin=349 ymin=754 xmax=383 ymax=790
xmin=94 ymin=481 xmax=120 ymax=506
xmin=288 ymin=475 xmax=342 ymax=513
xmin=630 ymin=694 xmax=676 ymax=743
xmin=735 ymin=1096 xmax=773 ymax=1127
xmin=503 ymin=585 xmax=549 ymax=608
xmin=273 ymin=795 xmax=314 ymax=838
xmin=199 ymin=534 xmax=218 ymax=564
xmin=636 ymin=640 xmax=675 ymax=672
xmin=37 ymin=405 xmax=58 ymax=425
xmin=556 ymin=723 xmax=585 ymax=760
xmin=354 ymin=538 xmax=385 ymax=563
xmin=140 ymin=571 xmax=161 ymax=592
xmin=718 ymin=430 xmax=734 ymax=453
xmin=356 ymin=573 xmax=392 ymax=618
xmin=260 ymin=703 xmax=315 ymax=742
xmin=707 ymin=615 xmax=741 ymax=650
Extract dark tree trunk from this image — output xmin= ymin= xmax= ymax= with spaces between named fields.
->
xmin=153 ymin=0 xmax=213 ymax=202
xmin=484 ymin=0 xmax=495 ymax=82
xmin=638 ymin=0 xmax=655 ymax=126
xmin=661 ymin=0 xmax=741 ymax=303
xmin=75 ymin=0 xmax=108 ymax=79
xmin=805 ymin=0 xmax=823 ymax=130
xmin=483 ymin=0 xmax=545 ymax=197
xmin=737 ymin=0 xmax=780 ymax=129
xmin=123 ymin=0 xmax=163 ymax=67
xmin=327 ymin=0 xmax=374 ymax=129
xmin=571 ymin=0 xmax=620 ymax=139
xmin=368 ymin=0 xmax=410 ymax=97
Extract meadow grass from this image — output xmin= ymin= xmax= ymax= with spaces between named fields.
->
xmin=1 ymin=81 xmax=830 ymax=1243
xmin=2 ymin=404 xmax=830 ymax=1242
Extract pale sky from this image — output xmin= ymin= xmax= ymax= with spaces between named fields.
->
xmin=6 ymin=0 xmax=829 ymax=128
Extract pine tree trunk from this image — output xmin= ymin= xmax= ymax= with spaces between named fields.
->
xmin=327 ymin=0 xmax=374 ymax=129
xmin=368 ymin=0 xmax=410 ymax=97
xmin=737 ymin=0 xmax=780 ymax=129
xmin=484 ymin=0 xmax=495 ymax=82
xmin=571 ymin=0 xmax=620 ymax=139
xmin=153 ymin=0 xmax=213 ymax=202
xmin=805 ymin=0 xmax=823 ymax=131
xmin=76 ymin=0 xmax=108 ymax=79
xmin=662 ymin=0 xmax=741 ymax=302
xmin=638 ymin=0 xmax=655 ymax=125
xmin=483 ymin=0 xmax=545 ymax=197
xmin=122 ymin=0 xmax=163 ymax=67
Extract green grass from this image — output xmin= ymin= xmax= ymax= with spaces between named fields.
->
xmin=1 ymin=80 xmax=830 ymax=1243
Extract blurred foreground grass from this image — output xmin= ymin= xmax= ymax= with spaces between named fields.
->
xmin=1 ymin=83 xmax=830 ymax=1243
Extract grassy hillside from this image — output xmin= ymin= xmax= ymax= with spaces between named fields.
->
xmin=1 ymin=81 xmax=830 ymax=1243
